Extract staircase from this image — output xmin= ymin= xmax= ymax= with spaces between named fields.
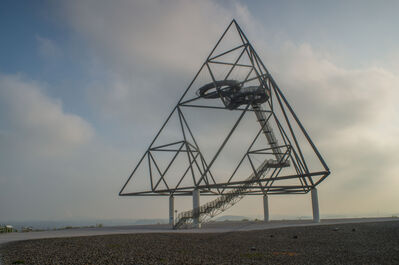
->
xmin=173 ymin=103 xmax=289 ymax=229
xmin=252 ymin=104 xmax=290 ymax=168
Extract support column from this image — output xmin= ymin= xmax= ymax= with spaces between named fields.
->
xmin=263 ymin=194 xmax=269 ymax=222
xmin=311 ymin=188 xmax=320 ymax=223
xmin=192 ymin=189 xmax=201 ymax=228
xmin=169 ymin=195 xmax=174 ymax=227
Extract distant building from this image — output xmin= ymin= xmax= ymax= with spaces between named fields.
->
xmin=22 ymin=226 xmax=33 ymax=232
xmin=0 ymin=224 xmax=14 ymax=233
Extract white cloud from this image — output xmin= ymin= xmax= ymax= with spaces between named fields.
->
xmin=264 ymin=43 xmax=399 ymax=137
xmin=36 ymin=35 xmax=62 ymax=60
xmin=57 ymin=0 xmax=252 ymax=126
xmin=0 ymin=74 xmax=141 ymax=221
xmin=61 ymin=0 xmax=243 ymax=74
xmin=4 ymin=0 xmax=394 ymax=221
xmin=0 ymin=74 xmax=94 ymax=157
xmin=255 ymin=42 xmax=399 ymax=215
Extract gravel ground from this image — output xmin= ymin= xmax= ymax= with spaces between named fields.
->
xmin=1 ymin=221 xmax=398 ymax=265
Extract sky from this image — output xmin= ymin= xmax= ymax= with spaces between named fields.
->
xmin=1 ymin=0 xmax=399 ymax=223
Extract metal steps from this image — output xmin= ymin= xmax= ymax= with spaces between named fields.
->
xmin=173 ymin=159 xmax=272 ymax=229
xmin=173 ymin=103 xmax=289 ymax=229
xmin=252 ymin=104 xmax=290 ymax=168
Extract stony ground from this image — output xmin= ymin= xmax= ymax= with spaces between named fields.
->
xmin=1 ymin=221 xmax=398 ymax=264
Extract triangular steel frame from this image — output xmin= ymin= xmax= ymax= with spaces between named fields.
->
xmin=119 ymin=20 xmax=330 ymax=197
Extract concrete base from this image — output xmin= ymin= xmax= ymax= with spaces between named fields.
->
xmin=169 ymin=196 xmax=174 ymax=227
xmin=193 ymin=189 xmax=201 ymax=228
xmin=311 ymin=188 xmax=320 ymax=223
xmin=263 ymin=195 xmax=269 ymax=222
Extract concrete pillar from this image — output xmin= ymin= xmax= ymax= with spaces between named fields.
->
xmin=192 ymin=189 xmax=201 ymax=228
xmin=311 ymin=188 xmax=320 ymax=223
xmin=169 ymin=195 xmax=174 ymax=227
xmin=263 ymin=194 xmax=269 ymax=222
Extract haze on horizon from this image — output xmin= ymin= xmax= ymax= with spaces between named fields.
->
xmin=1 ymin=0 xmax=399 ymax=223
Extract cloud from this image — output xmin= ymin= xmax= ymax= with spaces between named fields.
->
xmin=0 ymin=0 xmax=393 ymax=222
xmin=0 ymin=74 xmax=94 ymax=157
xmin=256 ymin=42 xmax=399 ymax=215
xmin=263 ymin=43 xmax=399 ymax=133
xmin=58 ymin=0 xmax=253 ymax=123
xmin=0 ymin=74 xmax=143 ymax=221
xmin=0 ymin=74 xmax=107 ymax=220
xmin=61 ymin=0 xmax=240 ymax=74
xmin=54 ymin=0 xmax=399 ymax=217
xmin=36 ymin=35 xmax=62 ymax=60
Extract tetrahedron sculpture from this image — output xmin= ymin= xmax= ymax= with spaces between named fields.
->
xmin=119 ymin=20 xmax=330 ymax=229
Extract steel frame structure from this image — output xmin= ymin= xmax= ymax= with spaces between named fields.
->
xmin=119 ymin=20 xmax=330 ymax=201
